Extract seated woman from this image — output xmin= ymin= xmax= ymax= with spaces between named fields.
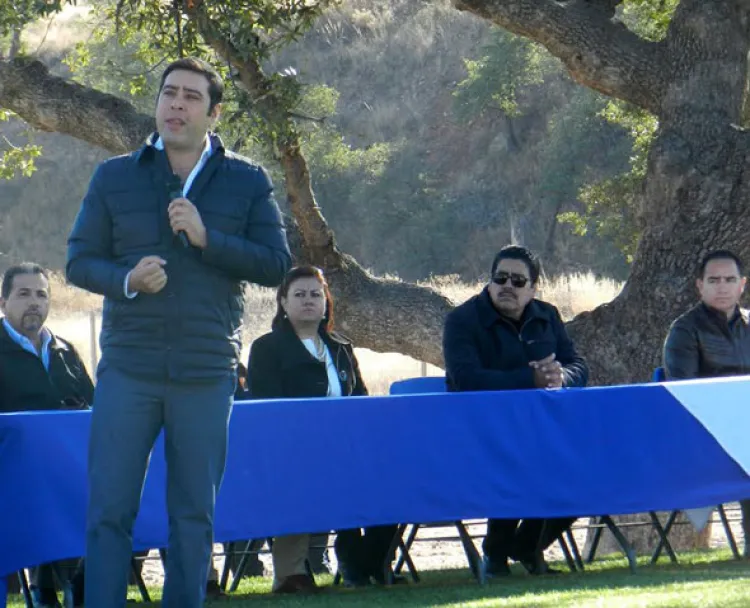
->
xmin=247 ymin=265 xmax=399 ymax=593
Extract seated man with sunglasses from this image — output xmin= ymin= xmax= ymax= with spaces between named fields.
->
xmin=443 ymin=245 xmax=588 ymax=577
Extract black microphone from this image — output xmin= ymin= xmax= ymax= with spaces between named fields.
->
xmin=168 ymin=175 xmax=190 ymax=248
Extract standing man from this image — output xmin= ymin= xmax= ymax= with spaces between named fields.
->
xmin=663 ymin=249 xmax=750 ymax=556
xmin=67 ymin=57 xmax=291 ymax=607
xmin=443 ymin=245 xmax=588 ymax=576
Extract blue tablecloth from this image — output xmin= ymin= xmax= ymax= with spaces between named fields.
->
xmin=2 ymin=380 xmax=750 ymax=602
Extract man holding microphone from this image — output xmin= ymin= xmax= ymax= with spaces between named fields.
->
xmin=67 ymin=57 xmax=291 ymax=607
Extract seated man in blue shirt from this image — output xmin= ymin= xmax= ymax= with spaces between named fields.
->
xmin=0 ymin=263 xmax=94 ymax=607
xmin=443 ymin=245 xmax=588 ymax=576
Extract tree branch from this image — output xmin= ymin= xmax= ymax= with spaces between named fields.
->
xmin=0 ymin=57 xmax=153 ymax=153
xmin=453 ymin=0 xmax=665 ymax=115
xmin=185 ymin=1 xmax=337 ymax=259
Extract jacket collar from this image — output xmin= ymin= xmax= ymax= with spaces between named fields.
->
xmin=476 ymin=287 xmax=546 ymax=329
xmin=0 ymin=320 xmax=66 ymax=353
xmin=698 ymin=301 xmax=750 ymax=326
xmin=271 ymin=318 xmax=347 ymax=362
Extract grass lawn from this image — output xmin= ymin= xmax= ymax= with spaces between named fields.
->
xmin=8 ymin=550 xmax=750 ymax=607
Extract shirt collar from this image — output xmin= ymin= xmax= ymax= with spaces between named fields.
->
xmin=153 ymin=133 xmax=213 ymax=161
xmin=2 ymin=317 xmax=52 ymax=351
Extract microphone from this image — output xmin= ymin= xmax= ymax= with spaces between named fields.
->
xmin=168 ymin=175 xmax=190 ymax=248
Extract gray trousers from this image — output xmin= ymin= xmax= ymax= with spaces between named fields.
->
xmin=84 ymin=364 xmax=233 ymax=608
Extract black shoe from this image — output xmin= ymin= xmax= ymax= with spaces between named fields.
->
xmin=206 ymin=580 xmax=228 ymax=600
xmin=483 ymin=555 xmax=511 ymax=578
xmin=518 ymin=557 xmax=562 ymax=575
xmin=370 ymin=569 xmax=407 ymax=585
xmin=338 ymin=562 xmax=371 ymax=588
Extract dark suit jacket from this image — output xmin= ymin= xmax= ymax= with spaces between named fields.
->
xmin=247 ymin=321 xmax=367 ymax=399
xmin=443 ymin=288 xmax=588 ymax=391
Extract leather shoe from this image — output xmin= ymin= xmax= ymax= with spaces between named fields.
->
xmin=370 ymin=569 xmax=407 ymax=585
xmin=518 ymin=557 xmax=561 ymax=575
xmin=205 ymin=580 xmax=228 ymax=599
xmin=482 ymin=555 xmax=511 ymax=577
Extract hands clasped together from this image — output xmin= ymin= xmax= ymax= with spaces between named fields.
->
xmin=530 ymin=354 xmax=565 ymax=389
xmin=126 ymin=198 xmax=208 ymax=295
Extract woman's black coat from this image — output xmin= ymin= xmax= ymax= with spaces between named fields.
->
xmin=247 ymin=321 xmax=367 ymax=399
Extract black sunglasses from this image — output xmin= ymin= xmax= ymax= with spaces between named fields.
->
xmin=492 ymin=273 xmax=530 ymax=289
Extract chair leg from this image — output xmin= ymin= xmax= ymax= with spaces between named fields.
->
xmin=18 ymin=570 xmax=33 ymax=608
xmin=601 ymin=516 xmax=637 ymax=573
xmin=48 ymin=564 xmax=73 ymax=608
xmin=534 ymin=520 xmax=549 ymax=573
xmin=557 ymin=534 xmax=577 ymax=572
xmin=131 ymin=556 xmax=151 ymax=603
xmin=585 ymin=517 xmax=604 ymax=564
xmin=398 ymin=533 xmax=420 ymax=582
xmin=394 ymin=524 xmax=419 ymax=575
xmin=227 ymin=540 xmax=252 ymax=594
xmin=649 ymin=511 xmax=678 ymax=565
xmin=650 ymin=510 xmax=679 ymax=564
xmin=566 ymin=528 xmax=584 ymax=571
xmin=228 ymin=539 xmax=261 ymax=594
xmin=219 ymin=542 xmax=234 ymax=592
xmin=718 ymin=504 xmax=741 ymax=560
xmin=380 ymin=525 xmax=406 ymax=585
xmin=455 ymin=521 xmax=485 ymax=584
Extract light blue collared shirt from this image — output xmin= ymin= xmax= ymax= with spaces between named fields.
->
xmin=124 ymin=134 xmax=214 ymax=298
xmin=154 ymin=134 xmax=213 ymax=197
xmin=2 ymin=318 xmax=52 ymax=370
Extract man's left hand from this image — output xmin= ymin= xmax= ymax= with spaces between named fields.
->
xmin=168 ymin=197 xmax=208 ymax=249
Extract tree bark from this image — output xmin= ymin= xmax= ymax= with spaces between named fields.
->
xmin=8 ymin=27 xmax=22 ymax=60
xmin=0 ymin=57 xmax=154 ymax=152
xmin=454 ymin=0 xmax=667 ymax=114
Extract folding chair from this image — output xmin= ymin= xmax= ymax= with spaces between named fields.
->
xmin=16 ymin=571 xmax=32 ymax=608
xmin=16 ymin=564 xmax=76 ymax=608
xmin=390 ymin=377 xmax=488 ymax=581
xmin=389 ymin=376 xmax=447 ymax=395
xmin=330 ymin=524 xmax=417 ymax=586
xmin=130 ymin=555 xmax=152 ymax=602
xmin=392 ymin=520 xmax=584 ymax=583
xmin=224 ymin=538 xmax=268 ymax=593
xmin=391 ymin=376 xmax=627 ymax=576
xmin=390 ymin=377 xmax=584 ymax=580
xmin=649 ymin=367 xmax=740 ymax=563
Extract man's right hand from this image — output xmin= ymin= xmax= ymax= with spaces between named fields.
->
xmin=530 ymin=353 xmax=564 ymax=389
xmin=127 ymin=256 xmax=167 ymax=294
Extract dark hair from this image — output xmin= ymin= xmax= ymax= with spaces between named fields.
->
xmin=2 ymin=263 xmax=50 ymax=299
xmin=158 ymin=57 xmax=224 ymax=114
xmin=698 ymin=249 xmax=744 ymax=278
xmin=272 ymin=265 xmax=334 ymax=333
xmin=490 ymin=245 xmax=541 ymax=284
